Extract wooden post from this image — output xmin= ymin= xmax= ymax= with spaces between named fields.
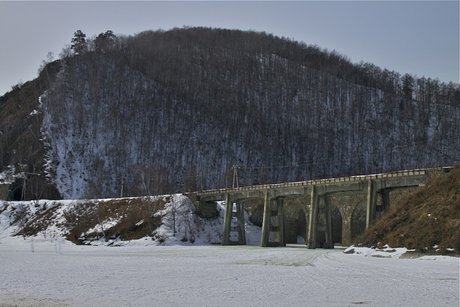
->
xmin=307 ymin=186 xmax=319 ymax=249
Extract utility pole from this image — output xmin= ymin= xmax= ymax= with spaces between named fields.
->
xmin=120 ymin=176 xmax=124 ymax=198
xmin=21 ymin=172 xmax=40 ymax=200
xmin=21 ymin=178 xmax=26 ymax=200
xmin=200 ymin=168 xmax=203 ymax=191
xmin=232 ymin=164 xmax=240 ymax=188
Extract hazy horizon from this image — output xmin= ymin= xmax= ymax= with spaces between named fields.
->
xmin=0 ymin=1 xmax=459 ymax=96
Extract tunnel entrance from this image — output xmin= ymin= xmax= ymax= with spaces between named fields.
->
xmin=9 ymin=178 xmax=24 ymax=201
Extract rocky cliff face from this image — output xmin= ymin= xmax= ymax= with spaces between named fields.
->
xmin=0 ymin=62 xmax=61 ymax=200
xmin=2 ymin=27 xmax=459 ymax=199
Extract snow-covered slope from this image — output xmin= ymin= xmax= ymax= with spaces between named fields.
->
xmin=0 ymin=194 xmax=261 ymax=246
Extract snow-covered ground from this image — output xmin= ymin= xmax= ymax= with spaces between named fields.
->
xmin=0 ymin=237 xmax=458 ymax=307
xmin=0 ymin=196 xmax=458 ymax=306
xmin=0 ymin=195 xmax=261 ymax=247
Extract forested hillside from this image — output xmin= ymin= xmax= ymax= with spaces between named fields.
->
xmin=0 ymin=61 xmax=61 ymax=200
xmin=2 ymin=27 xmax=459 ymax=199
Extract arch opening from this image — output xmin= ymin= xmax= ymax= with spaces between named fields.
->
xmin=331 ymin=207 xmax=343 ymax=245
xmin=351 ymin=204 xmax=366 ymax=240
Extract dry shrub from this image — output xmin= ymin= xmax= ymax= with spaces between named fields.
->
xmin=65 ymin=196 xmax=169 ymax=244
xmin=64 ymin=202 xmax=100 ymax=243
xmin=356 ymin=167 xmax=460 ymax=254
xmin=17 ymin=203 xmax=60 ymax=236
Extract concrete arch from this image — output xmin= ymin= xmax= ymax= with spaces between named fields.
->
xmin=280 ymin=197 xmax=308 ymax=244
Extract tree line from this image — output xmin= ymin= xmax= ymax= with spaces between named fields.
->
xmin=12 ymin=27 xmax=460 ymax=199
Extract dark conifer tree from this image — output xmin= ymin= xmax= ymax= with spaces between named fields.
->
xmin=71 ymin=30 xmax=87 ymax=55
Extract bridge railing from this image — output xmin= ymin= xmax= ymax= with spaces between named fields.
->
xmin=194 ymin=166 xmax=451 ymax=196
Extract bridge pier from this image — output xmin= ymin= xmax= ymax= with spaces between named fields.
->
xmin=307 ymin=190 xmax=334 ymax=249
xmin=276 ymin=198 xmax=285 ymax=247
xmin=340 ymin=206 xmax=353 ymax=246
xmin=222 ymin=193 xmax=232 ymax=245
xmin=307 ymin=186 xmax=318 ymax=249
xmin=366 ymin=180 xmax=377 ymax=229
xmin=323 ymin=195 xmax=333 ymax=248
xmin=222 ymin=193 xmax=246 ymax=245
xmin=235 ymin=202 xmax=246 ymax=245
xmin=261 ymin=193 xmax=285 ymax=247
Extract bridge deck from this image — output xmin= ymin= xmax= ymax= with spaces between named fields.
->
xmin=192 ymin=167 xmax=448 ymax=198
xmin=189 ymin=166 xmax=453 ymax=248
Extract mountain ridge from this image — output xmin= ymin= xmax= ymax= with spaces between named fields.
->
xmin=1 ymin=27 xmax=459 ymax=199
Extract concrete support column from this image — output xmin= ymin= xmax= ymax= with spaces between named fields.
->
xmin=222 ymin=193 xmax=232 ymax=245
xmin=261 ymin=191 xmax=271 ymax=247
xmin=236 ymin=202 xmax=246 ymax=245
xmin=277 ymin=198 xmax=286 ymax=247
xmin=307 ymin=186 xmax=319 ymax=249
xmin=341 ymin=211 xmax=352 ymax=246
xmin=366 ymin=180 xmax=377 ymax=229
xmin=323 ymin=196 xmax=333 ymax=249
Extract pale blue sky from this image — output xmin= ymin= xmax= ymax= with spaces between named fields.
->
xmin=0 ymin=1 xmax=459 ymax=96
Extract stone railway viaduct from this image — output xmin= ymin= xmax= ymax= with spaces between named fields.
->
xmin=188 ymin=167 xmax=452 ymax=248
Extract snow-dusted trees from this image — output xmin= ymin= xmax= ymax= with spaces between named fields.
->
xmin=40 ymin=27 xmax=460 ymax=199
xmin=95 ymin=30 xmax=116 ymax=53
xmin=402 ymin=73 xmax=415 ymax=101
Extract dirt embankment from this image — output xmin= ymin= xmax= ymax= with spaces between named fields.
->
xmin=16 ymin=196 xmax=169 ymax=244
xmin=356 ymin=167 xmax=460 ymax=254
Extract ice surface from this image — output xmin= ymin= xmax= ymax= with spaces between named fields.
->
xmin=0 ymin=238 xmax=458 ymax=307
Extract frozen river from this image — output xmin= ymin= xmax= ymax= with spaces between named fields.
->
xmin=0 ymin=238 xmax=458 ymax=306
